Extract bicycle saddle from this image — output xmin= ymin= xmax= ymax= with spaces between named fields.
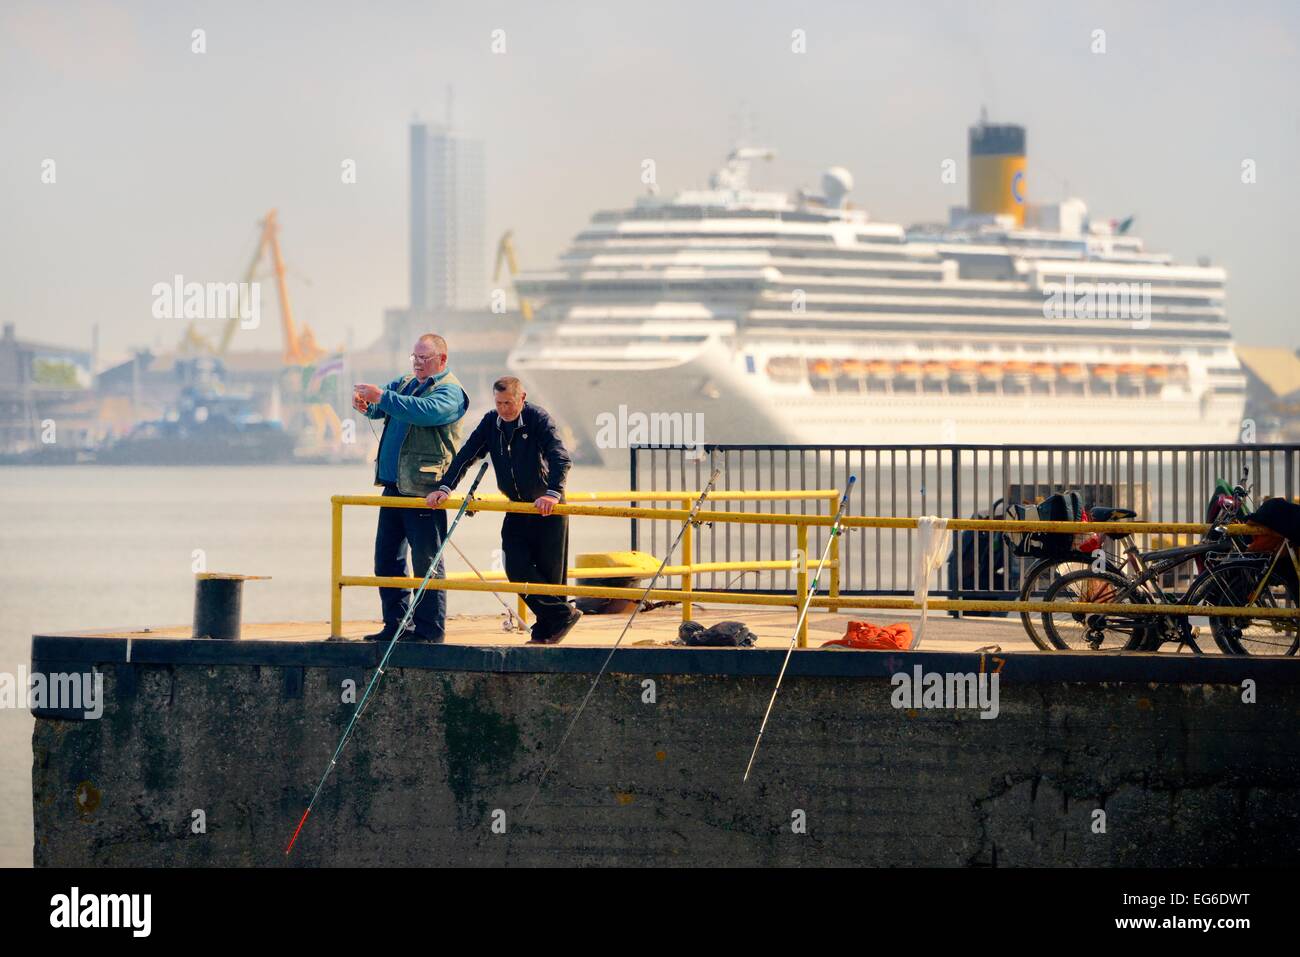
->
xmin=1089 ymin=506 xmax=1138 ymax=522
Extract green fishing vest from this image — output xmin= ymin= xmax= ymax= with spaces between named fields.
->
xmin=372 ymin=370 xmax=466 ymax=496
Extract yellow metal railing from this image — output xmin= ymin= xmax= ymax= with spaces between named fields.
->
xmin=331 ymin=489 xmax=841 ymax=644
xmin=330 ymin=493 xmax=1295 ymax=647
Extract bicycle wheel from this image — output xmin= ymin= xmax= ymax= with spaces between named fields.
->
xmin=1019 ymin=556 xmax=1124 ymax=650
xmin=1040 ymin=568 xmax=1152 ymax=651
xmin=1201 ymin=564 xmax=1299 ymax=656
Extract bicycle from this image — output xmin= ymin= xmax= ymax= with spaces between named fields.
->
xmin=1021 ymin=468 xmax=1258 ymax=651
xmin=1038 ymin=535 xmax=1231 ymax=652
xmin=1038 ymin=473 xmax=1298 ymax=654
xmin=1195 ymin=498 xmax=1300 ymax=656
xmin=1015 ymin=504 xmax=1134 ymax=650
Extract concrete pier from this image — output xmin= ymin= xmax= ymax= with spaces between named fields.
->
xmin=30 ymin=611 xmax=1300 ymax=867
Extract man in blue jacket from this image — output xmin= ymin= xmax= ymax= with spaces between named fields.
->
xmin=427 ymin=376 xmax=581 ymax=644
xmin=353 ymin=334 xmax=469 ymax=642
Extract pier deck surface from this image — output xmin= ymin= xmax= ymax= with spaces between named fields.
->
xmin=50 ymin=606 xmax=1073 ymax=653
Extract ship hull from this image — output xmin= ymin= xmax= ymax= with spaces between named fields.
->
xmin=512 ymin=343 xmax=1247 ymax=458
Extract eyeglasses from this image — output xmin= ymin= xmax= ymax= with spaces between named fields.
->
xmin=410 ymin=353 xmax=441 ymax=364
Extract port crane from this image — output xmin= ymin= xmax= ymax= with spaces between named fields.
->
xmin=493 ymin=230 xmax=534 ymax=322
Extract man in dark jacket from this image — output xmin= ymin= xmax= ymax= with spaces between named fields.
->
xmin=354 ymin=333 xmax=469 ymax=643
xmin=427 ymin=376 xmax=582 ymax=644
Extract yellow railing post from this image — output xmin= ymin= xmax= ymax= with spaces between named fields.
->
xmin=682 ymin=496 xmax=693 ymax=622
xmin=330 ymin=497 xmax=343 ymax=639
xmin=828 ymin=492 xmax=840 ymax=613
xmin=796 ymin=524 xmax=809 ymax=648
xmin=517 ymin=596 xmax=528 ymax=625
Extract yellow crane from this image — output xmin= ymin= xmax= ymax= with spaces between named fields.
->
xmin=176 ymin=211 xmax=344 ymax=452
xmin=178 ymin=217 xmax=275 ymax=358
xmin=257 ymin=210 xmax=340 ymax=447
xmin=493 ymin=230 xmax=534 ymax=322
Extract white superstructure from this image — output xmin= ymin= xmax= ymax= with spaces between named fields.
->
xmin=508 ymin=137 xmax=1246 ymax=456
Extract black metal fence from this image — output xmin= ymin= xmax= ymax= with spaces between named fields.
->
xmin=629 ymin=443 xmax=1300 ymax=601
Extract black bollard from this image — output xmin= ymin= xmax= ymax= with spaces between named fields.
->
xmin=193 ymin=573 xmax=269 ymax=639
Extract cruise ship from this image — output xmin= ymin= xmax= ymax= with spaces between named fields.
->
xmin=508 ymin=118 xmax=1247 ymax=455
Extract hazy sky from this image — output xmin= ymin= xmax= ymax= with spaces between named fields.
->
xmin=3 ymin=0 xmax=1298 ymax=361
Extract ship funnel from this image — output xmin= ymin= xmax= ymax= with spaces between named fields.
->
xmin=969 ymin=118 xmax=1026 ymax=226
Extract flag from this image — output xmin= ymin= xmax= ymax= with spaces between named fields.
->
xmin=302 ymin=354 xmax=345 ymax=401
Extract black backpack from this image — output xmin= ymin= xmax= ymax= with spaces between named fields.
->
xmin=676 ymin=620 xmax=758 ymax=647
xmin=947 ymin=498 xmax=1011 ymax=592
xmin=1004 ymin=490 xmax=1084 ymax=559
xmin=1251 ymin=498 xmax=1300 ymax=547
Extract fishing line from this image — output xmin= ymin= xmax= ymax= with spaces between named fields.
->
xmin=285 ymin=459 xmax=491 ymax=855
xmin=742 ymin=475 xmax=856 ymax=783
xmin=519 ymin=467 xmax=723 ymax=822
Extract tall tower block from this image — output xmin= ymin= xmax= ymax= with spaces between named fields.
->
xmin=968 ymin=119 xmax=1026 ymax=226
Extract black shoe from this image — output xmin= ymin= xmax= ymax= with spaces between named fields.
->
xmin=527 ymin=606 xmax=582 ymax=645
xmin=404 ymin=631 xmax=444 ymax=644
xmin=363 ymin=626 xmax=400 ymax=642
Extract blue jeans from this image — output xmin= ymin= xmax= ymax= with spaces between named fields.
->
xmin=374 ymin=483 xmax=448 ymax=640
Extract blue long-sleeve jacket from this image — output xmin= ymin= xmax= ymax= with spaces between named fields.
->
xmin=368 ymin=370 xmax=468 ymax=484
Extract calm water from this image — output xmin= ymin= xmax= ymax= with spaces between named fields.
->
xmin=0 ymin=463 xmax=630 ymax=867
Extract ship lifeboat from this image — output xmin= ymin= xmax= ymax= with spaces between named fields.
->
xmin=949 ymin=359 xmax=979 ymax=383
xmin=808 ymin=359 xmax=835 ymax=378
xmin=1002 ymin=360 xmax=1033 ymax=379
xmin=1031 ymin=362 xmax=1057 ymax=380
xmin=977 ymin=361 xmax=1003 ymax=380
xmin=895 ymin=360 xmax=922 ymax=378
xmin=1145 ymin=365 xmax=1169 ymax=380
xmin=766 ymin=357 xmax=803 ymax=382
xmin=1058 ymin=362 xmax=1087 ymax=381
xmin=866 ymin=360 xmax=893 ymax=378
xmin=922 ymin=361 xmax=948 ymax=380
xmin=1090 ymin=363 xmax=1118 ymax=381
xmin=1117 ymin=363 xmax=1145 ymax=382
xmin=840 ymin=359 xmax=868 ymax=377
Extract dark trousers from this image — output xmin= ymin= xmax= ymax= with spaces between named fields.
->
xmin=374 ymin=483 xmax=448 ymax=640
xmin=502 ymin=512 xmax=570 ymax=631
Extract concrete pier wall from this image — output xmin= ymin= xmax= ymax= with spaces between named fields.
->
xmin=30 ymin=635 xmax=1300 ymax=866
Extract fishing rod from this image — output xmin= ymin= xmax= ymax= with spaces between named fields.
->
xmin=520 ymin=467 xmax=723 ymax=821
xmin=286 ymin=459 xmax=491 ymax=855
xmin=446 ymin=537 xmax=526 ymax=632
xmin=743 ymin=474 xmax=856 ymax=783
